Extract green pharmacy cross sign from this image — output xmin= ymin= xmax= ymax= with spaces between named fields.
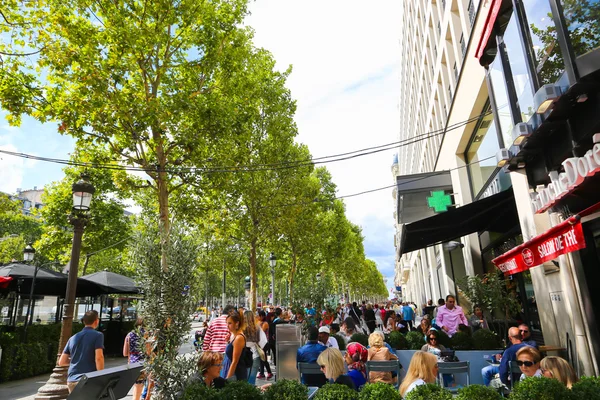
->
xmin=427 ymin=190 xmax=453 ymax=213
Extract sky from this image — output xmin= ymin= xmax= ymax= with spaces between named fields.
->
xmin=0 ymin=0 xmax=402 ymax=292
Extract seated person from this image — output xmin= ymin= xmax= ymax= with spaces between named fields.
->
xmin=367 ymin=332 xmax=398 ymax=384
xmin=516 ymin=346 xmax=542 ymax=381
xmin=482 ymin=327 xmax=529 ymax=387
xmin=344 ymin=342 xmax=368 ymax=390
xmin=317 ymin=348 xmax=356 ymax=390
xmin=540 ymin=356 xmax=579 ymax=389
xmin=189 ymin=351 xmax=227 ymax=389
xmin=518 ymin=324 xmax=538 ymax=348
xmin=297 ymin=326 xmax=327 ymax=387
xmin=399 ymin=351 xmax=439 ymax=398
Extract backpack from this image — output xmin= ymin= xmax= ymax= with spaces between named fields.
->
xmin=240 ymin=334 xmax=254 ymax=368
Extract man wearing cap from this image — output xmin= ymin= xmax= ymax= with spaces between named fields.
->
xmin=318 ymin=326 xmax=339 ymax=349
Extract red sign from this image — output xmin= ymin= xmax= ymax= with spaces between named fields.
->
xmin=475 ymin=0 xmax=502 ymax=60
xmin=492 ymin=219 xmax=586 ymax=275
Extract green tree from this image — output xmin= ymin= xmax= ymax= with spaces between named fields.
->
xmin=0 ymin=194 xmax=42 ymax=263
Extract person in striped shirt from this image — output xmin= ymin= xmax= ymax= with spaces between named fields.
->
xmin=202 ymin=305 xmax=235 ymax=353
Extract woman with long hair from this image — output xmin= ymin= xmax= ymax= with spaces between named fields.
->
xmin=340 ymin=317 xmax=356 ymax=343
xmin=243 ymin=310 xmax=266 ymax=385
xmin=344 ymin=342 xmax=368 ymax=390
xmin=221 ymin=311 xmax=249 ymax=381
xmin=317 ymin=348 xmax=356 ymax=390
xmin=416 ymin=318 xmax=432 ymax=336
xmin=123 ymin=317 xmax=145 ymax=400
xmin=367 ymin=331 xmax=398 ymax=384
xmin=540 ymin=356 xmax=578 ymax=388
xmin=420 ymin=330 xmax=446 ymax=359
xmin=256 ymin=311 xmax=273 ymax=380
xmin=399 ymin=351 xmax=439 ymax=397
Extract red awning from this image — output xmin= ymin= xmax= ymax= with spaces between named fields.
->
xmin=0 ymin=276 xmax=13 ymax=289
xmin=492 ymin=202 xmax=600 ymax=275
xmin=475 ymin=0 xmax=502 ymax=60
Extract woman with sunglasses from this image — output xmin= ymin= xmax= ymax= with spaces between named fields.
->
xmin=516 ymin=346 xmax=542 ymax=381
xmin=540 ymin=356 xmax=578 ymax=388
xmin=198 ymin=351 xmax=227 ymax=389
xmin=399 ymin=351 xmax=439 ymax=397
xmin=420 ymin=330 xmax=446 ymax=358
xmin=316 ymin=348 xmax=356 ymax=390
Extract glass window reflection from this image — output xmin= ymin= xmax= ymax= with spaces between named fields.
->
xmin=504 ymin=16 xmax=536 ymax=123
xmin=561 ymin=0 xmax=600 ymax=58
xmin=466 ymin=108 xmax=500 ymax=197
xmin=522 ymin=0 xmax=565 ymax=85
xmin=489 ymin=56 xmax=514 ymax=148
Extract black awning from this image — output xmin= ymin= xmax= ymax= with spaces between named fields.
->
xmin=401 ymin=188 xmax=518 ymax=254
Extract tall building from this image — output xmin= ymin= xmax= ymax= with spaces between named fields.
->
xmin=393 ymin=0 xmax=600 ymax=376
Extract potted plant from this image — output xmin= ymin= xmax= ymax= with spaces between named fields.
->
xmin=181 ymin=382 xmax=220 ymax=400
xmin=450 ymin=331 xmax=474 ymax=350
xmin=332 ymin=334 xmax=347 ymax=351
xmin=349 ymin=333 xmax=369 ymax=347
xmin=405 ymin=331 xmax=425 ymax=350
xmin=571 ymin=376 xmax=600 ymax=400
xmin=359 ymin=382 xmax=401 ymax=400
xmin=510 ymin=376 xmax=570 ymax=400
xmin=262 ymin=379 xmax=308 ymax=400
xmin=217 ymin=380 xmax=263 ymax=400
xmin=472 ymin=329 xmax=501 ymax=350
xmin=403 ymin=383 xmax=452 ymax=400
xmin=313 ymin=383 xmax=359 ymax=400
xmin=386 ymin=330 xmax=409 ymax=350
xmin=456 ymin=384 xmax=502 ymax=400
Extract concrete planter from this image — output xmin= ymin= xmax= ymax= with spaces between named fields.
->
xmin=396 ymin=349 xmax=501 ymax=386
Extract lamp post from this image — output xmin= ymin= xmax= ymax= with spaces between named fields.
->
xmin=269 ymin=253 xmax=276 ymax=306
xmin=443 ymin=241 xmax=464 ymax=305
xmin=35 ymin=174 xmax=95 ymax=400
xmin=23 ymin=244 xmax=36 ymax=338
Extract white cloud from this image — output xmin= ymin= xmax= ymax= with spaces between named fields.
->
xmin=0 ymin=144 xmax=25 ymax=193
xmin=246 ymin=0 xmax=401 ymax=277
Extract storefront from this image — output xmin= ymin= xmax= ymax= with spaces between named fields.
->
xmin=475 ymin=0 xmax=600 ymax=376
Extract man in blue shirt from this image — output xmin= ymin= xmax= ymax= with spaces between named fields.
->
xmin=402 ymin=302 xmax=414 ymax=330
xmin=59 ymin=310 xmax=105 ymax=393
xmin=482 ymin=327 xmax=528 ymax=386
xmin=297 ymin=326 xmax=327 ymax=386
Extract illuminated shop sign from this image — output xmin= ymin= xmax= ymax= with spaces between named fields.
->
xmin=531 ymin=134 xmax=600 ymax=214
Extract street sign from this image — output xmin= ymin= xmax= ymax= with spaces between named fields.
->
xmin=427 ymin=190 xmax=454 ymax=213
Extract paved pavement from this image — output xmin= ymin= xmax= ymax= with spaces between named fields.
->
xmin=2 ymin=321 xmax=274 ymax=400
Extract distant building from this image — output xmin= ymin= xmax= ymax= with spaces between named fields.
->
xmin=13 ymin=187 xmax=45 ymax=216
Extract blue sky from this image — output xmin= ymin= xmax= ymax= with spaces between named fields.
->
xmin=0 ymin=0 xmax=402 ymax=293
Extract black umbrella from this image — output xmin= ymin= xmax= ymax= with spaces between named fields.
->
xmin=0 ymin=263 xmax=67 ymax=279
xmin=80 ymin=271 xmax=140 ymax=294
xmin=0 ymin=263 xmax=68 ymax=296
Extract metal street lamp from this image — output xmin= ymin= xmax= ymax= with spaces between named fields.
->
xmin=23 ymin=244 xmax=36 ymax=262
xmin=443 ymin=241 xmax=464 ymax=305
xmin=36 ymin=174 xmax=95 ymax=400
xmin=269 ymin=253 xmax=276 ymax=306
xmin=23 ymin=244 xmax=36 ymax=337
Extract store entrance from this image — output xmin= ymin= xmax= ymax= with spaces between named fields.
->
xmin=578 ymin=219 xmax=600 ymax=368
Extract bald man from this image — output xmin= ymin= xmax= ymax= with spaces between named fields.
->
xmin=482 ymin=327 xmax=529 ymax=386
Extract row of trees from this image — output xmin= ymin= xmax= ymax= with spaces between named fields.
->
xmin=0 ymin=0 xmax=388 ymax=307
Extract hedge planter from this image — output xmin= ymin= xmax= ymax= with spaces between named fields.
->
xmin=358 ymin=382 xmax=401 ymax=400
xmin=403 ymin=383 xmax=452 ymax=400
xmin=313 ymin=383 xmax=358 ymax=400
xmin=571 ymin=376 xmax=600 ymax=400
xmin=262 ymin=379 xmax=308 ymax=400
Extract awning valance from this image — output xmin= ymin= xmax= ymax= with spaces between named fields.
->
xmin=475 ymin=0 xmax=502 ymax=60
xmin=492 ymin=201 xmax=600 ymax=275
xmin=400 ymin=188 xmax=517 ymax=254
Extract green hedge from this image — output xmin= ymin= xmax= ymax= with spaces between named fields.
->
xmin=0 ymin=323 xmax=84 ymax=383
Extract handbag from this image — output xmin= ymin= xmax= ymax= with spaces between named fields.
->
xmin=256 ymin=343 xmax=266 ymax=362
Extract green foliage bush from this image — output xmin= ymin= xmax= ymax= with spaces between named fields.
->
xmin=435 ymin=329 xmax=451 ymax=347
xmin=450 ymin=331 xmax=474 ymax=350
xmin=350 ymin=333 xmax=369 ymax=348
xmin=472 ymin=329 xmax=501 ymax=350
xmin=313 ymin=383 xmax=359 ymax=400
xmin=456 ymin=384 xmax=502 ymax=400
xmin=403 ymin=383 xmax=452 ymax=400
xmin=359 ymin=382 xmax=401 ymax=400
xmin=262 ymin=379 xmax=308 ymax=400
xmin=181 ymin=382 xmax=220 ymax=400
xmin=510 ymin=377 xmax=570 ymax=400
xmin=405 ymin=331 xmax=425 ymax=350
xmin=571 ymin=376 xmax=600 ymax=400
xmin=386 ymin=331 xmax=408 ymax=350
xmin=332 ymin=334 xmax=346 ymax=351
xmin=217 ymin=380 xmax=263 ymax=400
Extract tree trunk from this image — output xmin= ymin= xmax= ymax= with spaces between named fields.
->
xmin=153 ymin=131 xmax=170 ymax=272
xmin=289 ymin=252 xmax=297 ymax=306
xmin=250 ymin=236 xmax=258 ymax=312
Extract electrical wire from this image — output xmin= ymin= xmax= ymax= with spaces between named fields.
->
xmin=0 ymin=111 xmax=490 ymax=174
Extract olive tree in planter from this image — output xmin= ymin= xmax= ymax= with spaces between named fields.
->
xmin=133 ymin=221 xmax=201 ymax=400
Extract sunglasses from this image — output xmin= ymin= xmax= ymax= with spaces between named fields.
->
xmin=428 ymin=337 xmax=438 ymax=341
xmin=319 ymin=364 xmax=326 ymax=370
xmin=516 ymin=360 xmax=535 ymax=367
xmin=520 ymin=329 xmax=529 ymax=333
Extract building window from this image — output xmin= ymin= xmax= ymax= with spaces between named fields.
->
xmin=460 ymin=34 xmax=466 ymax=57
xmin=560 ymin=1 xmax=600 ymax=60
xmin=441 ymin=0 xmax=446 ymax=11
xmin=468 ymin=0 xmax=476 ymax=26
xmin=465 ymin=102 xmax=501 ymax=197
xmin=437 ymin=21 xmax=441 ymax=35
xmin=488 ymin=55 xmax=515 ymax=148
xmin=453 ymin=62 xmax=458 ymax=81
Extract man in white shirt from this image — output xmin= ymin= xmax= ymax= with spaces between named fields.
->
xmin=318 ymin=326 xmax=339 ymax=349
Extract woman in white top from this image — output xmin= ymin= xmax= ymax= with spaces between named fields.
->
xmin=243 ymin=311 xmax=268 ymax=385
xmin=516 ymin=346 xmax=543 ymax=381
xmin=399 ymin=351 xmax=439 ymax=397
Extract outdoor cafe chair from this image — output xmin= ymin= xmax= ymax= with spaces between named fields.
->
xmin=508 ymin=361 xmax=523 ymax=390
xmin=437 ymin=361 xmax=470 ymax=393
xmin=365 ymin=360 xmax=402 ymax=388
xmin=298 ymin=362 xmax=327 ymax=387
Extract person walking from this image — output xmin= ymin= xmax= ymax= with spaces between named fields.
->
xmin=256 ymin=311 xmax=273 ymax=380
xmin=221 ymin=311 xmax=249 ymax=381
xmin=435 ymin=295 xmax=467 ymax=337
xmin=123 ymin=317 xmax=145 ymax=400
xmin=364 ymin=304 xmax=376 ymax=334
xmin=402 ymin=302 xmax=415 ymax=330
xmin=58 ymin=310 xmax=104 ymax=393
xmin=243 ymin=310 xmax=267 ymax=385
xmin=203 ymin=305 xmax=235 ymax=353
